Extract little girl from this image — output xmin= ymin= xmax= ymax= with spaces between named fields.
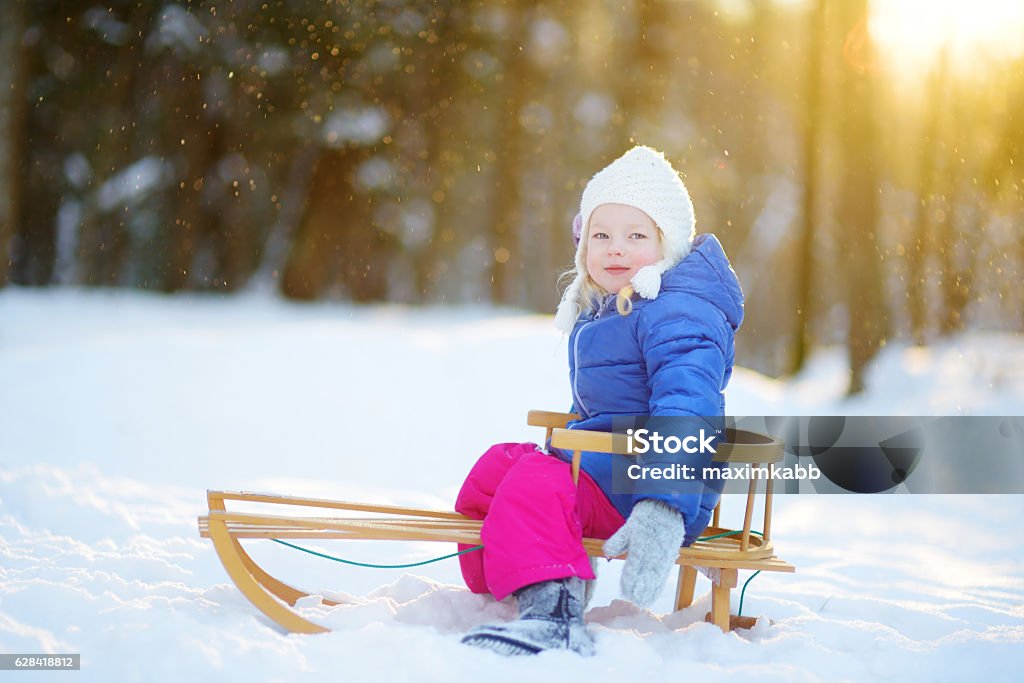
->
xmin=456 ymin=146 xmax=744 ymax=656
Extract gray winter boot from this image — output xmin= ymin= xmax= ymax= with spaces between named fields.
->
xmin=584 ymin=557 xmax=599 ymax=608
xmin=461 ymin=577 xmax=595 ymax=656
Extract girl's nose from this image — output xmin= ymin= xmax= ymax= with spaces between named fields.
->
xmin=607 ymin=240 xmax=624 ymax=255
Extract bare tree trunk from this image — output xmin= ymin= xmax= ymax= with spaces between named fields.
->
xmin=938 ymin=74 xmax=972 ymax=336
xmin=533 ymin=4 xmax=579 ymax=314
xmin=18 ymin=38 xmax=59 ymax=286
xmin=907 ymin=52 xmax=949 ymax=344
xmin=836 ymin=0 xmax=887 ymax=395
xmin=282 ymin=147 xmax=391 ymax=302
xmin=985 ymin=60 xmax=1024 ymax=328
xmin=937 ymin=188 xmax=970 ymax=336
xmin=74 ymin=3 xmax=151 ymax=286
xmin=411 ymin=3 xmax=460 ymax=304
xmin=249 ymin=145 xmax=319 ymax=291
xmin=486 ymin=2 xmax=532 ymax=305
xmin=282 ymin=149 xmax=354 ymax=300
xmin=634 ymin=0 xmax=672 ymax=130
xmin=162 ymin=68 xmax=213 ymax=292
xmin=207 ymin=124 xmax=255 ymax=292
xmin=0 ymin=0 xmax=28 ymax=287
xmin=787 ymin=0 xmax=825 ymax=375
xmin=607 ymin=0 xmax=672 ymax=151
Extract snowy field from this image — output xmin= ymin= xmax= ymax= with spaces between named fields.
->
xmin=2 ymin=288 xmax=1023 ymax=682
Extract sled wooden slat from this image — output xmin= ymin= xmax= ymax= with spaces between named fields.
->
xmin=199 ymin=410 xmax=794 ymax=635
xmin=548 ymin=425 xmax=786 ymax=465
xmin=208 ymin=490 xmax=468 ymax=519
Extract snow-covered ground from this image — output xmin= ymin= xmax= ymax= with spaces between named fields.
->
xmin=2 ymin=288 xmax=1023 ymax=681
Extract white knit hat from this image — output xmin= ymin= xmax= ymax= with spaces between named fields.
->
xmin=555 ymin=145 xmax=696 ymax=333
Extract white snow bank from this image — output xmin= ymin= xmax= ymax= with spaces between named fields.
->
xmin=2 ymin=288 xmax=1023 ymax=681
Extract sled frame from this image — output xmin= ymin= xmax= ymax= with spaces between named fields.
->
xmin=198 ymin=410 xmax=794 ymax=634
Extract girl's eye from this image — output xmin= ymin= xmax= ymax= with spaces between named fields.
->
xmin=630 ymin=232 xmax=648 ymax=239
xmin=592 ymin=232 xmax=608 ymax=239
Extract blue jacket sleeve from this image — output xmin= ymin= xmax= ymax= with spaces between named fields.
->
xmin=633 ymin=293 xmax=730 ymax=543
xmin=639 ymin=293 xmax=727 ymax=418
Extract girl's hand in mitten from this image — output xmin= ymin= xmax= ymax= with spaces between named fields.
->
xmin=602 ymin=499 xmax=685 ymax=607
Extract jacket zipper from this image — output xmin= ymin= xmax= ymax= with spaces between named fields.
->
xmin=571 ymin=295 xmax=614 ymax=420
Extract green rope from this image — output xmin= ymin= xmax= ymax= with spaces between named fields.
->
xmin=271 ymin=528 xmax=766 ymax=618
xmin=269 ymin=539 xmax=482 ymax=569
xmin=695 ymin=529 xmax=764 ymax=617
xmin=738 ymin=570 xmax=762 ymax=618
xmin=697 ymin=529 xmax=763 ymax=542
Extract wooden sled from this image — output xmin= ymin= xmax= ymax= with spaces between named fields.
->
xmin=198 ymin=410 xmax=795 ymax=634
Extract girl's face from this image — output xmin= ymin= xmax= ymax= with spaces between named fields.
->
xmin=585 ymin=203 xmax=662 ymax=294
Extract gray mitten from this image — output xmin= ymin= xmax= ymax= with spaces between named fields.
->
xmin=602 ymin=499 xmax=685 ymax=607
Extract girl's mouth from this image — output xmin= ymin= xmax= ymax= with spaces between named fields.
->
xmin=605 ymin=267 xmax=630 ymax=275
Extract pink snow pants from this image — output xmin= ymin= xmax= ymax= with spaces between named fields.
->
xmin=455 ymin=442 xmax=626 ymax=601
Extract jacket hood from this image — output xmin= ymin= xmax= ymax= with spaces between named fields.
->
xmin=659 ymin=233 xmax=744 ymax=331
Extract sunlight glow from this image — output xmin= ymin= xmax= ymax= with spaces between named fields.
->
xmin=870 ymin=0 xmax=1024 ymax=76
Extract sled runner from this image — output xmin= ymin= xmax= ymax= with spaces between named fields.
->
xmin=198 ymin=410 xmax=794 ymax=634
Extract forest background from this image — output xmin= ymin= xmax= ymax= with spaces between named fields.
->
xmin=1 ymin=0 xmax=1021 ymax=393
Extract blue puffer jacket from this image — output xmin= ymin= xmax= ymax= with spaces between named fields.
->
xmin=554 ymin=233 xmax=744 ymax=546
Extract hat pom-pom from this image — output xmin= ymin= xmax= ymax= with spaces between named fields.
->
xmin=631 ymin=263 xmax=664 ymax=299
